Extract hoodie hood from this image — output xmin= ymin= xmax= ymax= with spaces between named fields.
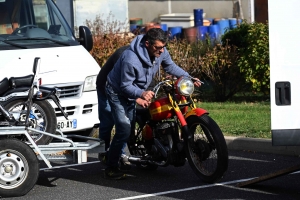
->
xmin=130 ymin=35 xmax=153 ymax=67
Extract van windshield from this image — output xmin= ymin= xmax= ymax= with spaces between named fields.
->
xmin=0 ymin=0 xmax=78 ymax=50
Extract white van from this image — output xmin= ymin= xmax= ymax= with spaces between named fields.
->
xmin=0 ymin=0 xmax=99 ymax=135
xmin=269 ymin=0 xmax=300 ymax=146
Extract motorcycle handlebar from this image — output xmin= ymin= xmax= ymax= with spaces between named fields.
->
xmin=151 ymin=76 xmax=203 ymax=96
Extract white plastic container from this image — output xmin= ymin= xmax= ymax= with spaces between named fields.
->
xmin=160 ymin=13 xmax=206 ymax=28
xmin=160 ymin=13 xmax=194 ymax=28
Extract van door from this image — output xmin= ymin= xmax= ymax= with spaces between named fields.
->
xmin=269 ymin=0 xmax=300 ymax=145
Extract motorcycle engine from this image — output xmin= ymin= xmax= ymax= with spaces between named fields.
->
xmin=151 ymin=122 xmax=175 ymax=157
xmin=141 ymin=121 xmax=186 ymax=166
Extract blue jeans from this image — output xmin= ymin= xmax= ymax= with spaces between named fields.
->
xmin=97 ymin=87 xmax=126 ymax=154
xmin=105 ymin=83 xmax=135 ymax=168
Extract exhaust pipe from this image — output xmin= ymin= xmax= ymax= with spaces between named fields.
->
xmin=128 ymin=156 xmax=167 ymax=166
xmin=128 ymin=156 xmax=147 ymax=164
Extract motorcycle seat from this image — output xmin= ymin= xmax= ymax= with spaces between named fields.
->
xmin=0 ymin=77 xmax=9 ymax=96
xmin=9 ymin=75 xmax=33 ymax=88
xmin=136 ymin=106 xmax=151 ymax=122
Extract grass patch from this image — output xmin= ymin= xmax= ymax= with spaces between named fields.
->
xmin=94 ymin=101 xmax=271 ymax=139
xmin=197 ymin=101 xmax=271 ymax=139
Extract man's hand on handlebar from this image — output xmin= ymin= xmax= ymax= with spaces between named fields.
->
xmin=141 ymin=90 xmax=154 ymax=102
xmin=192 ymin=77 xmax=203 ymax=87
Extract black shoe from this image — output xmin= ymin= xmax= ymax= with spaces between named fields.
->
xmin=98 ymin=152 xmax=107 ymax=165
xmin=104 ymin=167 xmax=126 ymax=180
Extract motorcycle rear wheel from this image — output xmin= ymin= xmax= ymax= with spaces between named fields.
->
xmin=4 ymin=99 xmax=56 ymax=145
xmin=185 ymin=114 xmax=228 ymax=183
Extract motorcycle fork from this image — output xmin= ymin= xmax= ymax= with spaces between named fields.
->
xmin=168 ymin=94 xmax=194 ymax=146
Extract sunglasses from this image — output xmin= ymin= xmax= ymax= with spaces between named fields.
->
xmin=152 ymin=44 xmax=166 ymax=50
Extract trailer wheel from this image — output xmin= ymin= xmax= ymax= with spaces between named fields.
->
xmin=0 ymin=139 xmax=39 ymax=198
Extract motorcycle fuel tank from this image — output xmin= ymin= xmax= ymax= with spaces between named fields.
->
xmin=149 ymin=96 xmax=188 ymax=121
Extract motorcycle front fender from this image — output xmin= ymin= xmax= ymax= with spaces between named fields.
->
xmin=185 ymin=108 xmax=209 ymax=119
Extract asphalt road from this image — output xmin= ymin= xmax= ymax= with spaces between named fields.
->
xmin=4 ymin=149 xmax=300 ymax=200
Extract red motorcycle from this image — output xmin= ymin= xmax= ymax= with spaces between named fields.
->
xmin=127 ymin=76 xmax=228 ymax=183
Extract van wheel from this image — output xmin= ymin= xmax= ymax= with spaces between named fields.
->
xmin=0 ymin=139 xmax=39 ymax=198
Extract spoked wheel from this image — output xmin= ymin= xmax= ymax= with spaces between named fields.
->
xmin=128 ymin=120 xmax=158 ymax=170
xmin=5 ymin=99 xmax=56 ymax=145
xmin=185 ymin=115 xmax=228 ymax=183
xmin=0 ymin=139 xmax=39 ymax=197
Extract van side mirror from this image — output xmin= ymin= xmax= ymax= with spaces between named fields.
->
xmin=78 ymin=26 xmax=93 ymax=52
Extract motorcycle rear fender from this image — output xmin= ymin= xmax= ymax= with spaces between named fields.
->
xmin=185 ymin=108 xmax=208 ymax=119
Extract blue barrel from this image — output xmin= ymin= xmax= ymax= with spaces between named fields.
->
xmin=213 ymin=18 xmax=222 ymax=25
xmin=130 ymin=24 xmax=137 ymax=32
xmin=229 ymin=18 xmax=242 ymax=29
xmin=168 ymin=26 xmax=182 ymax=39
xmin=216 ymin=19 xmax=230 ymax=35
xmin=160 ymin=24 xmax=168 ymax=32
xmin=208 ymin=25 xmax=220 ymax=39
xmin=193 ymin=9 xmax=203 ymax=27
xmin=197 ymin=26 xmax=208 ymax=40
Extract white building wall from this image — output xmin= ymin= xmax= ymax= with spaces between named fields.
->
xmin=128 ymin=0 xmax=252 ymax=24
xmin=73 ymin=0 xmax=129 ymax=28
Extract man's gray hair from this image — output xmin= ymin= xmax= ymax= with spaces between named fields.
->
xmin=144 ymin=28 xmax=168 ymax=45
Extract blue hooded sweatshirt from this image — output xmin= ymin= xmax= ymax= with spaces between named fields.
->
xmin=107 ymin=35 xmax=190 ymax=100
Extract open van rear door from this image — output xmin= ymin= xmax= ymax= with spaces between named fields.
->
xmin=269 ymin=0 xmax=300 ymax=146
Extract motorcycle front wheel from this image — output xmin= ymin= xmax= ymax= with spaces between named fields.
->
xmin=4 ymin=99 xmax=56 ymax=145
xmin=185 ymin=114 xmax=228 ymax=183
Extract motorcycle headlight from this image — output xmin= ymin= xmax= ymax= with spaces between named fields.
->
xmin=176 ymin=77 xmax=194 ymax=96
xmin=83 ymin=75 xmax=97 ymax=92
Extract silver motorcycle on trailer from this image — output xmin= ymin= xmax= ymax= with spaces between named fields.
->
xmin=0 ymin=57 xmax=68 ymax=197
xmin=0 ymin=57 xmax=68 ymax=145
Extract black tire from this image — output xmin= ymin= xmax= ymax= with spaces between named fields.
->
xmin=0 ymin=139 xmax=39 ymax=197
xmin=128 ymin=119 xmax=158 ymax=170
xmin=185 ymin=115 xmax=228 ymax=183
xmin=5 ymin=99 xmax=56 ymax=145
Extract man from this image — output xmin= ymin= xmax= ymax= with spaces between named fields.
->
xmin=105 ymin=28 xmax=201 ymax=180
xmin=96 ymin=45 xmax=129 ymax=152
xmin=96 ymin=45 xmax=131 ymax=170
xmin=96 ymin=45 xmax=150 ymax=170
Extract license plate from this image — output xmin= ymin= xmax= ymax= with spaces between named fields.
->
xmin=57 ymin=119 xmax=77 ymax=130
